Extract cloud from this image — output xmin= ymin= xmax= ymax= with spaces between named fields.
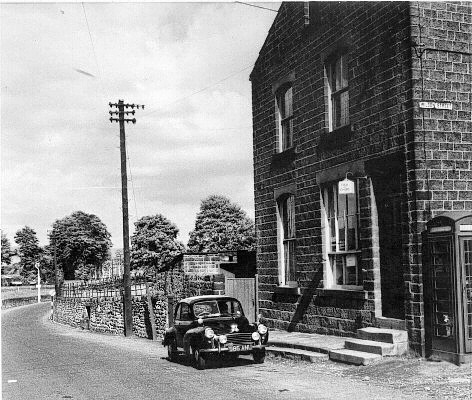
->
xmin=1 ymin=2 xmax=277 ymax=246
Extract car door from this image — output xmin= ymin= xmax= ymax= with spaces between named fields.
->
xmin=174 ymin=303 xmax=193 ymax=349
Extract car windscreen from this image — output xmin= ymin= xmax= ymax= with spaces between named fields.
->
xmin=192 ymin=300 xmax=243 ymax=318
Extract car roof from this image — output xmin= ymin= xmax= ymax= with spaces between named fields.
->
xmin=179 ymin=295 xmax=239 ymax=305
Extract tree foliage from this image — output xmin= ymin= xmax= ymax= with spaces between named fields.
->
xmin=50 ymin=211 xmax=112 ymax=281
xmin=131 ymin=214 xmax=185 ymax=275
xmin=1 ymin=232 xmax=13 ymax=270
xmin=14 ymin=226 xmax=42 ymax=279
xmin=187 ymin=195 xmax=256 ymax=252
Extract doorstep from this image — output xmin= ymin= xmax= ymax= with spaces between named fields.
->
xmin=267 ymin=329 xmax=346 ymax=363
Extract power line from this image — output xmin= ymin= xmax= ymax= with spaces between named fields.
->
xmin=141 ymin=65 xmax=253 ymax=118
xmin=235 ymin=2 xmax=279 ymax=13
xmin=81 ymin=2 xmax=107 ymax=100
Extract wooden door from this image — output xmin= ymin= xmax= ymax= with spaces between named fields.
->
xmin=225 ymin=278 xmax=256 ymax=323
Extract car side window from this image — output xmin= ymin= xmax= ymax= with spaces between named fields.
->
xmin=174 ymin=304 xmax=182 ymax=321
xmin=180 ymin=303 xmax=191 ymax=321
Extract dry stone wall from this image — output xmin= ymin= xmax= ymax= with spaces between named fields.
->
xmin=52 ymin=261 xmax=226 ymax=339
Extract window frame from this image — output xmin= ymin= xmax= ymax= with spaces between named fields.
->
xmin=277 ymin=193 xmax=297 ymax=287
xmin=326 ymin=53 xmax=350 ymax=132
xmin=275 ymin=84 xmax=294 ymax=152
xmin=321 ymin=180 xmax=362 ymax=290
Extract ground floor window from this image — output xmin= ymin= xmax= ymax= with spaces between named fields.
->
xmin=277 ymin=194 xmax=296 ymax=286
xmin=321 ymin=180 xmax=361 ymax=289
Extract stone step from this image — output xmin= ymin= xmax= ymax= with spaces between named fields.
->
xmin=268 ymin=339 xmax=333 ymax=354
xmin=266 ymin=346 xmax=329 ymax=363
xmin=329 ymin=349 xmax=382 ymax=366
xmin=344 ymin=338 xmax=396 ymax=356
xmin=357 ymin=327 xmax=408 ymax=344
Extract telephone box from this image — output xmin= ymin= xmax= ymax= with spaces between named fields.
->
xmin=424 ymin=212 xmax=472 ymax=364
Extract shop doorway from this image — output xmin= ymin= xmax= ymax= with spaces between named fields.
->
xmin=368 ymin=155 xmax=406 ymax=320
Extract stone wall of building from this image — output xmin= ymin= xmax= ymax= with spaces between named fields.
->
xmin=251 ymin=1 xmax=415 ymax=339
xmin=406 ymin=1 xmax=472 ymax=354
xmin=250 ymin=1 xmax=471 ymax=352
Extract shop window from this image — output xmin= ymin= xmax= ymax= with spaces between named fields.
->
xmin=326 ymin=53 xmax=349 ymax=131
xmin=275 ymin=84 xmax=294 ymax=152
xmin=277 ymin=194 xmax=296 ymax=286
xmin=321 ymin=181 xmax=361 ymax=288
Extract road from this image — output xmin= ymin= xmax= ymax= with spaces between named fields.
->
xmin=2 ymin=303 xmax=425 ymax=400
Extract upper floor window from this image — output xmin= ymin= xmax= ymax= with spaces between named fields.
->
xmin=277 ymin=194 xmax=296 ymax=286
xmin=276 ymin=84 xmax=293 ymax=151
xmin=326 ymin=53 xmax=349 ymax=131
xmin=321 ymin=180 xmax=361 ymax=288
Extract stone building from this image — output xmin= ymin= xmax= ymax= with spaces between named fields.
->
xmin=250 ymin=1 xmax=471 ymax=357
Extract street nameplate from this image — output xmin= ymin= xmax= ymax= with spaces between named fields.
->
xmin=419 ymin=101 xmax=452 ymax=110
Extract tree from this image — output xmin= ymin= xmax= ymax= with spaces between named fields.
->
xmin=1 ymin=232 xmax=13 ymax=273
xmin=50 ymin=211 xmax=112 ymax=281
xmin=187 ymin=195 xmax=256 ymax=252
xmin=14 ymin=226 xmax=42 ymax=280
xmin=131 ymin=214 xmax=185 ymax=275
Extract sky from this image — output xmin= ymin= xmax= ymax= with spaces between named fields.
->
xmin=1 ymin=2 xmax=279 ymax=248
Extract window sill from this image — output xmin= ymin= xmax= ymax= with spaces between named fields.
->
xmin=327 ymin=250 xmax=361 ymax=256
xmin=318 ymin=125 xmax=352 ymax=151
xmin=270 ymin=147 xmax=296 ymax=171
xmin=274 ymin=285 xmax=300 ymax=296
xmin=315 ymin=288 xmax=366 ymax=300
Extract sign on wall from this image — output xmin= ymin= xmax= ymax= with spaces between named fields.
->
xmin=419 ymin=101 xmax=452 ymax=110
xmin=339 ymin=178 xmax=355 ymax=195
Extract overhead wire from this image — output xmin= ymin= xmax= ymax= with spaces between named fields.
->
xmin=235 ymin=2 xmax=279 ymax=13
xmin=81 ymin=2 xmax=107 ymax=102
xmin=140 ymin=65 xmax=254 ymax=118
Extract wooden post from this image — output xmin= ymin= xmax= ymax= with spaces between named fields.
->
xmin=167 ymin=295 xmax=175 ymax=328
xmin=145 ymin=281 xmax=157 ymax=340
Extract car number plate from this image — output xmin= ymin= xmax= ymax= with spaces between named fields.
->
xmin=228 ymin=344 xmax=252 ymax=352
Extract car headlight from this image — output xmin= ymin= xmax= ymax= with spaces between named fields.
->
xmin=204 ymin=328 xmax=215 ymax=339
xmin=258 ymin=324 xmax=268 ymax=335
xmin=252 ymin=331 xmax=260 ymax=341
xmin=219 ymin=335 xmax=227 ymax=344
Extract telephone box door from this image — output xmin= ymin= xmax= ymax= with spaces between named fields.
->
xmin=429 ymin=238 xmax=457 ymax=354
xmin=460 ymin=237 xmax=472 ymax=352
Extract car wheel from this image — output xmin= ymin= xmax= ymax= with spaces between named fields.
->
xmin=252 ymin=349 xmax=266 ymax=364
xmin=192 ymin=347 xmax=206 ymax=370
xmin=167 ymin=340 xmax=177 ymax=361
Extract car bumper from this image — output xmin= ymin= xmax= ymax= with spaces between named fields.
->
xmin=199 ymin=344 xmax=266 ymax=354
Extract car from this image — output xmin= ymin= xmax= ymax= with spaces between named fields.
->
xmin=162 ymin=295 xmax=269 ymax=369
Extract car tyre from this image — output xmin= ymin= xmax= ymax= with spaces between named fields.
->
xmin=192 ymin=347 xmax=206 ymax=370
xmin=167 ymin=340 xmax=177 ymax=362
xmin=252 ymin=349 xmax=266 ymax=364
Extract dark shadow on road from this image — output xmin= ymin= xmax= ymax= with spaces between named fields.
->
xmin=163 ymin=353 xmax=258 ymax=370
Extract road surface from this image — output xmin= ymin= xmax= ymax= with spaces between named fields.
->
xmin=2 ymin=303 xmax=425 ymax=399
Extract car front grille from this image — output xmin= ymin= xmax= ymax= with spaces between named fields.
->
xmin=225 ymin=333 xmax=253 ymax=345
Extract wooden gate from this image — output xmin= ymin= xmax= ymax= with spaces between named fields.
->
xmin=225 ymin=276 xmax=258 ymax=323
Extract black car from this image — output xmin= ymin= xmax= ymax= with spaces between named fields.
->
xmin=162 ymin=295 xmax=269 ymax=369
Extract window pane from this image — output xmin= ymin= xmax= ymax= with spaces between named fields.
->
xmin=335 ymin=58 xmax=342 ymax=91
xmin=340 ymin=90 xmax=349 ymax=125
xmin=284 ymin=240 xmax=296 ymax=282
xmin=341 ymin=55 xmax=348 ymax=88
xmin=346 ymin=192 xmax=356 ymax=215
xmin=285 ymin=86 xmax=293 ymax=117
xmin=333 ymin=255 xmax=344 ymax=285
xmin=338 ymin=215 xmax=346 ymax=251
xmin=346 ymin=215 xmax=357 ymax=250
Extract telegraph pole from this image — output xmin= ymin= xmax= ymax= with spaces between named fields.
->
xmin=109 ymin=100 xmax=144 ymax=337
